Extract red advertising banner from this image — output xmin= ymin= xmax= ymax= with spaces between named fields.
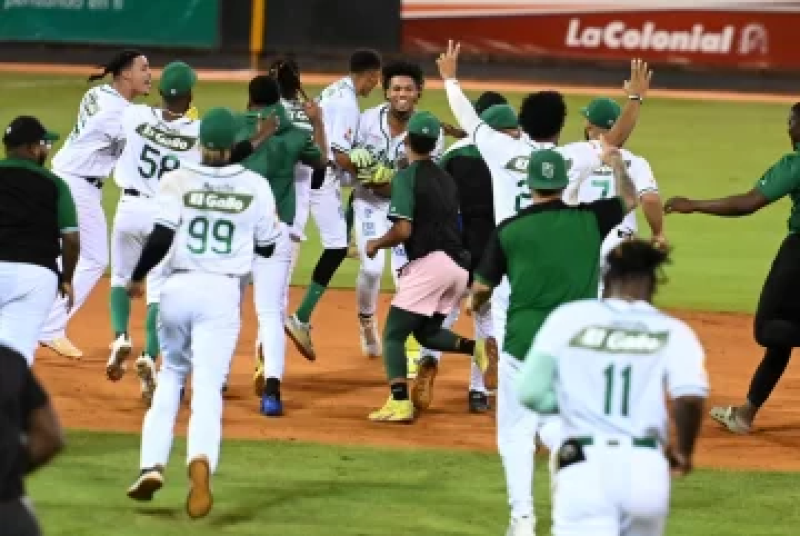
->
xmin=403 ymin=8 xmax=800 ymax=71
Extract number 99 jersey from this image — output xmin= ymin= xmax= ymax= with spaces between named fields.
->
xmin=113 ymin=104 xmax=202 ymax=196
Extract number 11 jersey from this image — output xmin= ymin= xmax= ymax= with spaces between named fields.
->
xmin=114 ymin=104 xmax=201 ymax=196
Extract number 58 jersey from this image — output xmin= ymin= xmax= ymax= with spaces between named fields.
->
xmin=113 ymin=104 xmax=202 ymax=196
xmin=155 ymin=162 xmax=281 ymax=277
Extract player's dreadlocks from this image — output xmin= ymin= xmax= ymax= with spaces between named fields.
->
xmin=87 ymin=49 xmax=143 ymax=83
xmin=604 ymin=240 xmax=671 ymax=299
xmin=381 ymin=60 xmax=425 ymax=95
xmin=268 ymin=57 xmax=302 ymax=101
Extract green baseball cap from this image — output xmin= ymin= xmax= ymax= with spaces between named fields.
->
xmin=480 ymin=104 xmax=518 ymax=130
xmin=527 ymin=149 xmax=568 ymax=191
xmin=581 ymin=97 xmax=621 ymax=129
xmin=159 ymin=61 xmax=197 ymax=98
xmin=407 ymin=111 xmax=441 ymax=140
xmin=199 ymin=107 xmax=237 ymax=150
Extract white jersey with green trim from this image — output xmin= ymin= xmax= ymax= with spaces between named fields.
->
xmin=154 ymin=162 xmax=281 ymax=276
xmin=52 ymin=84 xmax=131 ymax=177
xmin=531 ymin=298 xmax=708 ymax=444
xmin=575 ymin=147 xmax=658 ymax=234
xmin=113 ymin=104 xmax=201 ymax=196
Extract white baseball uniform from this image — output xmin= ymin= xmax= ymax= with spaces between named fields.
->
xmin=517 ymin=298 xmax=709 ymax=536
xmin=351 ymin=103 xmax=444 ymax=316
xmin=443 ymin=78 xmax=609 ymax=525
xmin=112 ymin=104 xmax=201 ymax=304
xmin=574 ymin=148 xmax=658 ymax=296
xmin=40 ymin=84 xmax=130 ymax=341
xmin=308 ymin=77 xmax=361 ymax=249
xmin=139 ymin=161 xmax=280 ymax=475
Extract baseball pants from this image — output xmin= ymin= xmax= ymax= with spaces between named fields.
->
xmin=110 ymin=195 xmax=167 ymax=304
xmin=352 ymin=197 xmax=407 ymax=316
xmin=252 ymin=224 xmax=296 ymax=381
xmin=493 ymin=280 xmax=559 ymax=524
xmin=40 ymin=171 xmax=108 ymax=341
xmin=139 ymin=271 xmax=241 ymax=474
xmin=552 ymin=437 xmax=669 ymax=536
xmin=311 ymin=175 xmax=349 ymax=249
xmin=0 ymin=262 xmax=57 ymax=365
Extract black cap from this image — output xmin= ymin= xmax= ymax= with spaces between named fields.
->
xmin=474 ymin=91 xmax=508 ymax=116
xmin=3 ymin=116 xmax=59 ymax=148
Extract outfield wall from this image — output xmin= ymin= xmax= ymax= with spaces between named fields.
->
xmin=0 ymin=0 xmax=799 ymax=94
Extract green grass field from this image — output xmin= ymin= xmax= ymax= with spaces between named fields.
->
xmin=3 ymin=72 xmax=796 ymax=534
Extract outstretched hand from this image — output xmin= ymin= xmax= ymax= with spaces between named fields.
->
xmin=664 ymin=197 xmax=696 ymax=214
xmin=624 ymin=58 xmax=653 ymax=98
xmin=436 ymin=40 xmax=461 ymax=80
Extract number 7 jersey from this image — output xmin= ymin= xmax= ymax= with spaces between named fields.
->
xmin=154 ymin=162 xmax=281 ymax=276
xmin=113 ymin=104 xmax=202 ymax=196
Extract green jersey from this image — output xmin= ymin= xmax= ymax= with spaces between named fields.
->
xmin=755 ymin=144 xmax=800 ymax=233
xmin=236 ymin=104 xmax=322 ymax=225
xmin=475 ymin=198 xmax=625 ymax=360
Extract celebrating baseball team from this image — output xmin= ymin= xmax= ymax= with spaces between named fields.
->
xmin=5 ymin=36 xmax=739 ymax=535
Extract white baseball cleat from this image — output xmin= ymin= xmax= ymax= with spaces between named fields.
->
xmin=135 ymin=354 xmax=158 ymax=405
xmin=127 ymin=468 xmax=164 ymax=501
xmin=505 ymin=515 xmax=535 ymax=536
xmin=39 ymin=337 xmax=83 ymax=359
xmin=284 ymin=314 xmax=316 ymax=361
xmin=106 ymin=334 xmax=132 ymax=381
xmin=358 ymin=315 xmax=381 ymax=358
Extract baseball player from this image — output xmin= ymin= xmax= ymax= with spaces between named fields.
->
xmin=125 ymin=107 xmax=280 ymax=518
xmin=365 ymin=111 xmax=481 ymax=422
xmin=437 ymin=42 xmax=651 ymax=535
xmin=0 ymin=117 xmax=79 ymax=366
xmin=284 ymin=50 xmax=384 ymax=360
xmin=106 ymin=61 xmax=201 ymax=404
xmin=470 ymin=145 xmax=639 ymax=536
xmin=574 ymin=97 xmax=666 ymax=296
xmin=518 ymin=240 xmax=708 ymax=536
xmin=411 ymin=99 xmax=513 ymax=412
xmin=38 ymin=49 xmax=151 ymax=359
xmin=348 ymin=61 xmax=445 ymax=359
xmin=665 ymin=101 xmax=800 ymax=434
xmin=236 ymin=76 xmax=328 ymax=417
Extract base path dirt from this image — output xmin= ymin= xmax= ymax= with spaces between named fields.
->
xmin=32 ymin=285 xmax=800 ymax=472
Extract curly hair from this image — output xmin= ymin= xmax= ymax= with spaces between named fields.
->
xmin=518 ymin=91 xmax=567 ymax=141
xmin=381 ymin=60 xmax=424 ymax=93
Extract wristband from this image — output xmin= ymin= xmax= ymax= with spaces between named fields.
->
xmin=628 ymin=95 xmax=644 ymax=103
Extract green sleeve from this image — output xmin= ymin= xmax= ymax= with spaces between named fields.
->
xmin=388 ymin=166 xmax=415 ymax=221
xmin=755 ymin=155 xmax=800 ymax=202
xmin=516 ymin=349 xmax=558 ymax=414
xmin=53 ymin=173 xmax=78 ymax=233
xmin=473 ymin=228 xmax=506 ymax=287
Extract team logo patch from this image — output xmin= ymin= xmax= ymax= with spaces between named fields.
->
xmin=136 ymin=123 xmax=197 ymax=152
xmin=569 ymin=326 xmax=670 ymax=354
xmin=542 ymin=162 xmax=555 ymax=179
xmin=184 ymin=191 xmax=253 ymax=213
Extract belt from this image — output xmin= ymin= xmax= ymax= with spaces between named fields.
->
xmin=172 ymin=269 xmax=240 ymax=279
xmin=572 ymin=436 xmax=658 ymax=449
xmin=123 ymin=188 xmax=151 ymax=198
xmin=84 ymin=176 xmax=104 ymax=189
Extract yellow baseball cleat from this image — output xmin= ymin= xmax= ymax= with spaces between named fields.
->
xmin=474 ymin=337 xmax=499 ymax=391
xmin=368 ymin=397 xmax=415 ymax=423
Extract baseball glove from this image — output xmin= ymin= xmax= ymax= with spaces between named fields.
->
xmin=361 ymin=163 xmax=395 ymax=186
xmin=349 ymin=147 xmax=375 ymax=169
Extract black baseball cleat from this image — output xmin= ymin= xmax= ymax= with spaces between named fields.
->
xmin=468 ymin=390 xmax=490 ymax=413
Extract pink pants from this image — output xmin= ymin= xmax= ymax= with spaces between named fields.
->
xmin=392 ymin=251 xmax=468 ymax=317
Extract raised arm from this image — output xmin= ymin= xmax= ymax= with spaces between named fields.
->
xmin=604 ymin=59 xmax=652 ymax=147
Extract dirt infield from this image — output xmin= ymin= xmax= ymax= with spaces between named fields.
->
xmin=31 ymin=284 xmax=800 ymax=472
